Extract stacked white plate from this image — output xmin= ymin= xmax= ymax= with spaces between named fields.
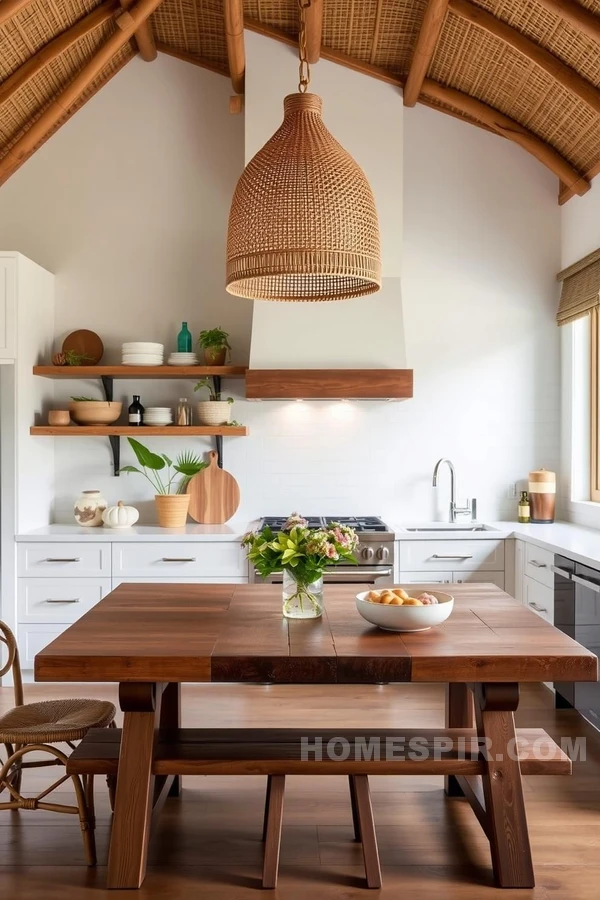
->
xmin=143 ymin=407 xmax=172 ymax=426
xmin=122 ymin=342 xmax=164 ymax=366
xmin=167 ymin=352 xmax=198 ymax=366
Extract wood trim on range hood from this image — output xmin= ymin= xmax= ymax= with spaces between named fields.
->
xmin=246 ymin=369 xmax=414 ymax=400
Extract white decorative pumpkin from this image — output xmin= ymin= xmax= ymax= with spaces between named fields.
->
xmin=102 ymin=500 xmax=139 ymax=529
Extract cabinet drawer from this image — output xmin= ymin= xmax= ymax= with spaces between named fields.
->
xmin=112 ymin=543 xmax=247 ymax=578
xmin=18 ymin=543 xmax=110 ymax=577
xmin=524 ymin=575 xmax=554 ymax=624
xmin=18 ymin=624 xmax=69 ymax=669
xmin=399 ymin=540 xmax=504 ymax=572
xmin=398 ymin=571 xmax=453 ymax=585
xmin=524 ymin=543 xmax=554 ymax=589
xmin=453 ymin=572 xmax=505 ymax=589
xmin=18 ymin=578 xmax=111 ymax=623
xmin=113 ymin=577 xmax=248 ymax=588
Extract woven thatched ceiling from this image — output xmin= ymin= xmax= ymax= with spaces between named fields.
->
xmin=1 ymin=0 xmax=600 ymax=203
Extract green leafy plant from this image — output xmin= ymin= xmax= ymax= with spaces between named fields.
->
xmin=70 ymin=396 xmax=99 ymax=402
xmin=197 ymin=327 xmax=231 ymax=352
xmin=193 ymin=377 xmax=234 ymax=403
xmin=65 ymin=349 xmax=93 ymax=366
xmin=120 ymin=438 xmax=207 ymax=494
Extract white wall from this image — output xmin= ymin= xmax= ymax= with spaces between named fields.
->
xmin=0 ymin=46 xmax=561 ymax=525
xmin=560 ymin=182 xmax=600 ymax=528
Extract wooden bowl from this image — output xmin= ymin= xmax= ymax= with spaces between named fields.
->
xmin=68 ymin=401 xmax=122 ymax=425
xmin=48 ymin=410 xmax=70 ymax=426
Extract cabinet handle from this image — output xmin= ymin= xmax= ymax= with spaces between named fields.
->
xmin=44 ymin=557 xmax=81 ymax=563
xmin=529 ymin=601 xmax=548 ymax=613
xmin=431 ymin=554 xmax=473 ymax=560
xmin=529 ymin=560 xmax=547 ymax=568
xmin=551 ymin=565 xmax=571 ymax=579
xmin=161 ymin=557 xmax=197 ymax=563
xmin=45 ymin=599 xmax=80 ymax=604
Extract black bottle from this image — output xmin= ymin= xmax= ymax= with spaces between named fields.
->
xmin=128 ymin=395 xmax=144 ymax=426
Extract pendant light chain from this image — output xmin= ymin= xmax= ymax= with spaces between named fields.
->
xmin=298 ymin=0 xmax=311 ymax=93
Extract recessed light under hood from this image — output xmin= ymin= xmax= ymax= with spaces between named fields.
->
xmin=246 ymin=369 xmax=413 ymax=401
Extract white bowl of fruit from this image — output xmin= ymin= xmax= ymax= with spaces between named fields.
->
xmin=355 ymin=587 xmax=454 ymax=632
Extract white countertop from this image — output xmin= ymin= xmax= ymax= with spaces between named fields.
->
xmin=15 ymin=523 xmax=253 ymax=542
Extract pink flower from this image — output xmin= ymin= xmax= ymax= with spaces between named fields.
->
xmin=283 ymin=512 xmax=308 ymax=532
xmin=325 ymin=543 xmax=339 ymax=560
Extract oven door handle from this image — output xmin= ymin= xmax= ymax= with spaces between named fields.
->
xmin=260 ymin=568 xmax=393 ymax=584
xmin=551 ymin=565 xmax=572 ymax=579
xmin=572 ymin=573 xmax=600 ymax=593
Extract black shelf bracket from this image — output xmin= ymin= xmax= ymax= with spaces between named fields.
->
xmin=212 ymin=375 xmax=224 ymax=468
xmin=101 ymin=376 xmax=120 ymax=476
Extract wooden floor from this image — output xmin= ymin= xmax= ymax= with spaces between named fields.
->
xmin=1 ymin=681 xmax=599 ymax=898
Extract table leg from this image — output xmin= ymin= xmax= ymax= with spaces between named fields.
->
xmin=107 ymin=682 xmax=163 ymax=890
xmin=445 ymin=682 xmax=474 ymax=796
xmin=160 ymin=682 xmax=181 ymax=797
xmin=473 ymin=682 xmax=534 ymax=889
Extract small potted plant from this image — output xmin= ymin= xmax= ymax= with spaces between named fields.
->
xmin=193 ymin=378 xmax=234 ymax=426
xmin=121 ymin=437 xmax=207 ymax=527
xmin=197 ymin=327 xmax=231 ymax=366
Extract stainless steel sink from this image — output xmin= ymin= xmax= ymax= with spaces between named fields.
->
xmin=404 ymin=525 xmax=499 ymax=533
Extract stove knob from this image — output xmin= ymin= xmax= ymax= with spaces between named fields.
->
xmin=362 ymin=547 xmax=374 ymax=561
xmin=377 ymin=546 xmax=390 ymax=561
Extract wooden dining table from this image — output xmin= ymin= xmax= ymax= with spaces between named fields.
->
xmin=35 ymin=581 xmax=598 ymax=890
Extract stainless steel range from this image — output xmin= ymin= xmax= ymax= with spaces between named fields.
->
xmin=249 ymin=516 xmax=395 ymax=585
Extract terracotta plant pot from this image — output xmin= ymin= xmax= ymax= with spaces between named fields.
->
xmin=155 ymin=494 xmax=190 ymax=528
xmin=48 ymin=409 xmax=70 ymax=426
xmin=197 ymin=401 xmax=232 ymax=426
xmin=203 ymin=347 xmax=227 ymax=366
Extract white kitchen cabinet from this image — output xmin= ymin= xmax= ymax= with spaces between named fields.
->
xmin=112 ymin=542 xmax=247 ymax=578
xmin=399 ymin=540 xmax=504 ymax=572
xmin=398 ymin=571 xmax=453 ymax=584
xmin=514 ymin=539 xmax=525 ymax=604
xmin=0 ymin=256 xmax=16 ymax=360
xmin=524 ymin=543 xmax=554 ymax=589
xmin=18 ymin=578 xmax=111 ymax=623
xmin=18 ymin=624 xmax=69 ymax=669
xmin=113 ymin=577 xmax=248 ymax=588
xmin=452 ymin=571 xmax=505 ymax=589
xmin=523 ymin=574 xmax=554 ymax=625
xmin=18 ymin=542 xmax=111 ymax=578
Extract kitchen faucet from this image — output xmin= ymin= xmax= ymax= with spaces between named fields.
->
xmin=432 ymin=458 xmax=477 ymax=523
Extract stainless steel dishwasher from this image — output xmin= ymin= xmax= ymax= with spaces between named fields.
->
xmin=553 ymin=555 xmax=600 ymax=728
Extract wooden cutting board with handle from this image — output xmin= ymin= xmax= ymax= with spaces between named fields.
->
xmin=186 ymin=451 xmax=240 ymax=524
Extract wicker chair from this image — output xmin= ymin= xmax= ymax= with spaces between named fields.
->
xmin=0 ymin=619 xmax=116 ymax=864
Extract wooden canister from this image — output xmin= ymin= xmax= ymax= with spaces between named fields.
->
xmin=528 ymin=469 xmax=556 ymax=523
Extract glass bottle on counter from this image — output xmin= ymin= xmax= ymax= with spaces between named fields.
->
xmin=518 ymin=490 xmax=530 ymax=523
xmin=128 ymin=395 xmax=144 ymax=426
xmin=177 ymin=322 xmax=192 ymax=352
xmin=177 ymin=397 xmax=192 ymax=426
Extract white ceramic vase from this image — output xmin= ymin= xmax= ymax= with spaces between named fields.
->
xmin=197 ymin=401 xmax=232 ymax=426
xmin=74 ymin=490 xmax=107 ymax=527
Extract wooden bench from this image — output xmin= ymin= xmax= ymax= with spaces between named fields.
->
xmin=69 ymin=726 xmax=571 ymax=889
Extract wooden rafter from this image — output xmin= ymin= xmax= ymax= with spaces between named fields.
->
xmin=421 ymin=79 xmax=590 ymax=195
xmin=244 ymin=19 xmax=403 ymax=89
xmin=156 ymin=43 xmax=229 ymax=78
xmin=0 ymin=0 xmax=30 ymax=29
xmin=305 ymin=0 xmax=323 ymax=64
xmin=536 ymin=0 xmax=600 ymax=44
xmin=120 ymin=0 xmax=157 ymax=61
xmin=0 ymin=0 xmax=164 ymax=185
xmin=224 ymin=0 xmax=245 ymax=94
xmin=449 ymin=0 xmax=600 ymax=116
xmin=404 ymin=0 xmax=450 ymax=107
xmin=0 ymin=1 xmax=117 ymax=107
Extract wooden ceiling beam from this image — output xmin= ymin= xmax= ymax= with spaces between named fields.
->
xmin=0 ymin=0 xmax=164 ymax=184
xmin=0 ymin=0 xmax=30 ymax=29
xmin=536 ymin=0 xmax=600 ymax=44
xmin=449 ymin=0 xmax=600 ymax=116
xmin=120 ymin=0 xmax=156 ymax=60
xmin=244 ymin=19 xmax=403 ymax=89
xmin=305 ymin=0 xmax=323 ymax=64
xmin=224 ymin=0 xmax=245 ymax=93
xmin=421 ymin=79 xmax=590 ymax=195
xmin=404 ymin=0 xmax=450 ymax=107
xmin=156 ymin=43 xmax=229 ymax=78
xmin=0 ymin=1 xmax=117 ymax=107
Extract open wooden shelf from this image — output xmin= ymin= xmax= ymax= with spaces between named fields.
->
xmin=33 ymin=365 xmax=247 ymax=379
xmin=30 ymin=425 xmax=248 ymax=437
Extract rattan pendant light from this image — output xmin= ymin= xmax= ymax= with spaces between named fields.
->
xmin=226 ymin=0 xmax=381 ymax=302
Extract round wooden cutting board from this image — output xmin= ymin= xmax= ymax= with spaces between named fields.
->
xmin=186 ymin=451 xmax=240 ymax=524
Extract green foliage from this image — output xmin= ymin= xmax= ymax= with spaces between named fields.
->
xmin=197 ymin=327 xmax=231 ymax=351
xmin=70 ymin=396 xmax=98 ymax=402
xmin=65 ymin=350 xmax=93 ymax=366
xmin=121 ymin=437 xmax=207 ymax=494
xmin=193 ymin=378 xmax=234 ymax=404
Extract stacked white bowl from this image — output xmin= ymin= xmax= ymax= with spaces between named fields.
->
xmin=122 ymin=342 xmax=164 ymax=365
xmin=143 ymin=407 xmax=172 ymax=426
xmin=167 ymin=352 xmax=198 ymax=366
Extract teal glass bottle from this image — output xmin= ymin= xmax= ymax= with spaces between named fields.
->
xmin=177 ymin=322 xmax=192 ymax=352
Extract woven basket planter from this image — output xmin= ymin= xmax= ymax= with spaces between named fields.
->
xmin=155 ymin=494 xmax=190 ymax=528
xmin=197 ymin=401 xmax=232 ymax=426
xmin=226 ymin=93 xmax=381 ymax=302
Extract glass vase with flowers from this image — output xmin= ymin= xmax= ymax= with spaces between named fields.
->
xmin=243 ymin=514 xmax=359 ymax=619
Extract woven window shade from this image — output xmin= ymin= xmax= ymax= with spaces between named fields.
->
xmin=557 ymin=249 xmax=600 ymax=326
